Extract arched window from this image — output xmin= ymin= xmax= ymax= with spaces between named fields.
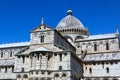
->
xmin=54 ymin=74 xmax=59 ymax=77
xmin=62 ymin=73 xmax=67 ymax=77
xmin=94 ymin=44 xmax=97 ymax=51
xmin=36 ymin=71 xmax=39 ymax=74
xmin=89 ymin=68 xmax=92 ymax=74
xmin=23 ymin=74 xmax=28 ymax=78
xmin=62 ymin=73 xmax=67 ymax=80
xmin=17 ymin=74 xmax=21 ymax=78
xmin=106 ymin=67 xmax=109 ymax=73
xmin=41 ymin=35 xmax=44 ymax=43
xmin=81 ymin=51 xmax=84 ymax=54
xmin=106 ymin=43 xmax=109 ymax=50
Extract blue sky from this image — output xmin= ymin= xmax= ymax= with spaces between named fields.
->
xmin=0 ymin=0 xmax=120 ymax=43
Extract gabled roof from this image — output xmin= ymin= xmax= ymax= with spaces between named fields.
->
xmin=33 ymin=46 xmax=50 ymax=52
xmin=15 ymin=46 xmax=30 ymax=56
xmin=31 ymin=17 xmax=53 ymax=32
xmin=77 ymin=33 xmax=118 ymax=41
xmin=0 ymin=60 xmax=14 ymax=66
xmin=31 ymin=24 xmax=52 ymax=32
xmin=87 ymin=33 xmax=118 ymax=40
xmin=0 ymin=42 xmax=30 ymax=48
xmin=84 ymin=52 xmax=120 ymax=62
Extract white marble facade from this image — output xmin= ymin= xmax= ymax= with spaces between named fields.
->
xmin=0 ymin=9 xmax=120 ymax=80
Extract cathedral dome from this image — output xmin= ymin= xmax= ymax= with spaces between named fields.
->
xmin=56 ymin=9 xmax=88 ymax=43
xmin=56 ymin=9 xmax=87 ymax=31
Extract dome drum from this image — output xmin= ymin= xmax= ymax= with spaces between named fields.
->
xmin=58 ymin=28 xmax=88 ymax=35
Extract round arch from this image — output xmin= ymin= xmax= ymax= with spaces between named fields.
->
xmin=23 ymin=74 xmax=28 ymax=78
xmin=54 ymin=74 xmax=59 ymax=77
xmin=75 ymin=36 xmax=83 ymax=41
xmin=64 ymin=36 xmax=73 ymax=43
xmin=16 ymin=74 xmax=21 ymax=78
xmin=62 ymin=73 xmax=67 ymax=77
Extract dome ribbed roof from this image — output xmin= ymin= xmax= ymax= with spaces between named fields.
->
xmin=56 ymin=9 xmax=87 ymax=30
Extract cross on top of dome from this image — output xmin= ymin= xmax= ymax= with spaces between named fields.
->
xmin=67 ymin=9 xmax=72 ymax=15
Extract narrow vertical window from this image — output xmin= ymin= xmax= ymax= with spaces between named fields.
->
xmin=106 ymin=43 xmax=109 ymax=50
xmin=89 ymin=68 xmax=92 ymax=74
xmin=106 ymin=67 xmax=109 ymax=73
xmin=1 ymin=52 xmax=3 ymax=58
xmin=37 ymin=55 xmax=39 ymax=60
xmin=22 ymin=56 xmax=25 ymax=63
xmin=94 ymin=44 xmax=97 ymax=51
xmin=10 ymin=51 xmax=12 ymax=57
xmin=60 ymin=54 xmax=62 ymax=61
xmin=59 ymin=66 xmax=62 ymax=70
xmin=12 ymin=66 xmax=14 ymax=72
xmin=41 ymin=35 xmax=44 ymax=43
xmin=5 ymin=67 xmax=7 ymax=73
xmin=48 ymin=56 xmax=50 ymax=61
xmin=22 ymin=68 xmax=24 ymax=72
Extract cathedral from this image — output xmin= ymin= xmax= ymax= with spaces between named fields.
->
xmin=0 ymin=9 xmax=120 ymax=80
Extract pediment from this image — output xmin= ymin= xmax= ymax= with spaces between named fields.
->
xmin=33 ymin=46 xmax=50 ymax=52
xmin=32 ymin=24 xmax=52 ymax=32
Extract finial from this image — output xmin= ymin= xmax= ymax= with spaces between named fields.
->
xmin=67 ymin=9 xmax=72 ymax=15
xmin=41 ymin=16 xmax=44 ymax=25
xmin=116 ymin=26 xmax=119 ymax=34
